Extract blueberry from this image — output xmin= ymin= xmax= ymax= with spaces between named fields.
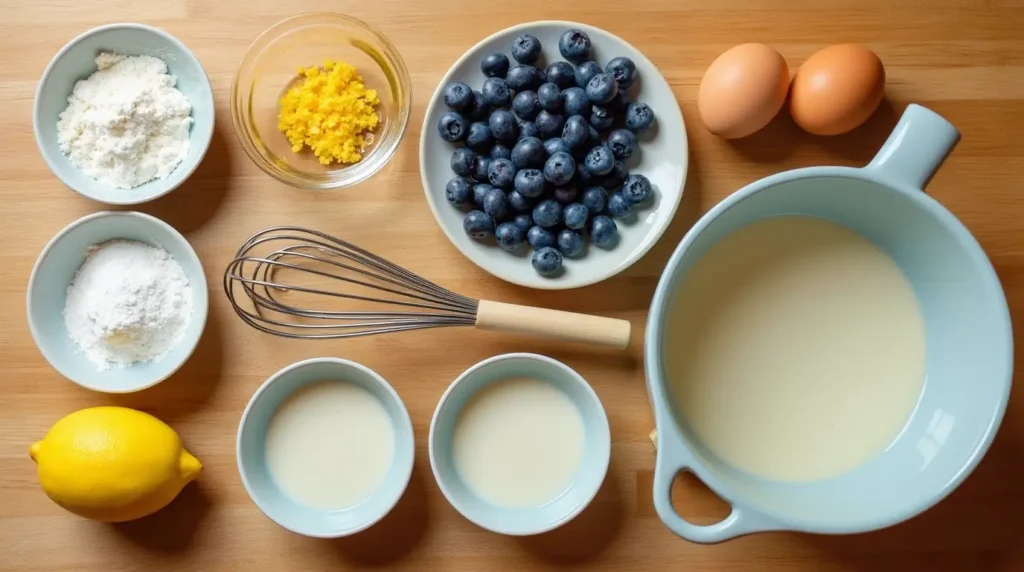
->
xmin=513 ymin=214 xmax=533 ymax=233
xmin=511 ymin=34 xmax=542 ymax=64
xmin=473 ymin=156 xmax=492 ymax=182
xmin=582 ymin=186 xmax=607 ymax=214
xmin=561 ymin=87 xmax=590 ymax=117
xmin=466 ymin=122 xmax=493 ymax=151
xmin=590 ymin=215 xmax=618 ymax=248
xmin=494 ymin=221 xmax=526 ymax=252
xmin=574 ymin=61 xmax=601 ymax=88
xmin=445 ymin=177 xmax=473 ymax=206
xmin=622 ymin=173 xmax=653 ymax=204
xmin=607 ymin=129 xmax=637 ymax=160
xmin=464 ymin=210 xmax=495 ymax=240
xmin=607 ymin=191 xmax=633 ymax=218
xmin=511 ymin=137 xmax=546 ymax=169
xmin=584 ymin=145 xmax=614 ymax=176
xmin=563 ymin=202 xmax=589 ymax=230
xmin=605 ymin=57 xmax=637 ymax=90
xmin=507 ymin=190 xmax=533 ymax=213
xmin=488 ymin=110 xmax=519 ymax=144
xmin=481 ymin=52 xmax=510 ymax=78
xmin=543 ymin=152 xmax=576 ymax=186
xmin=561 ymin=115 xmax=589 ymax=150
xmin=506 ymin=65 xmax=544 ymax=91
xmin=587 ymin=125 xmax=601 ymax=147
xmin=537 ymin=83 xmax=562 ymax=112
xmin=557 ymin=229 xmax=585 ymax=258
xmin=438 ymin=112 xmax=468 ymax=142
xmin=535 ymin=110 xmax=565 ymax=139
xmin=544 ymin=137 xmax=570 ymax=156
xmin=602 ymin=160 xmax=628 ymax=189
xmin=443 ymin=81 xmax=473 ymax=110
xmin=625 ymin=102 xmax=655 ymax=133
xmin=590 ymin=105 xmax=614 ymax=131
xmin=490 ymin=144 xmax=512 ymax=160
xmin=554 ymin=185 xmax=578 ymax=204
xmin=546 ymin=61 xmax=576 ymax=89
xmin=608 ymin=91 xmax=630 ymax=111
xmin=514 ymin=168 xmax=546 ymax=198
xmin=466 ymin=91 xmax=490 ymax=121
xmin=586 ymin=74 xmax=618 ymax=104
xmin=532 ymin=246 xmax=563 ymax=276
xmin=527 ymin=225 xmax=556 ymax=250
xmin=558 ymin=29 xmax=591 ymax=63
xmin=450 ymin=147 xmax=476 ymax=177
xmin=532 ymin=199 xmax=563 ymax=228
xmin=481 ymin=77 xmax=512 ymax=107
xmin=512 ymin=90 xmax=541 ymax=120
xmin=483 ymin=187 xmax=511 ymax=221
xmin=518 ymin=121 xmax=540 ymax=139
xmin=488 ymin=158 xmax=517 ymax=189
xmin=473 ymin=183 xmax=493 ymax=207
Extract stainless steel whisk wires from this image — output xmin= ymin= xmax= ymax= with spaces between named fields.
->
xmin=224 ymin=226 xmax=479 ymax=339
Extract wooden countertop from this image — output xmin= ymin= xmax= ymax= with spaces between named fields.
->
xmin=2 ymin=2 xmax=1023 ymax=570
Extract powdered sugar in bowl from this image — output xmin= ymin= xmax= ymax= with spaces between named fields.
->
xmin=34 ymin=23 xmax=214 ymax=205
xmin=27 ymin=212 xmax=209 ymax=393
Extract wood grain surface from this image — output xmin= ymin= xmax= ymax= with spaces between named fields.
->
xmin=2 ymin=1 xmax=1023 ymax=570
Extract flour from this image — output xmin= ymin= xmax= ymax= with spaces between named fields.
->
xmin=64 ymin=240 xmax=194 ymax=372
xmin=56 ymin=52 xmax=193 ymax=189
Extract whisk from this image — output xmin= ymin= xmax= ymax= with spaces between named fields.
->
xmin=224 ymin=227 xmax=631 ymax=348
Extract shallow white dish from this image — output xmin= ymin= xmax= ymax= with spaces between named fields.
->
xmin=419 ymin=21 xmax=687 ymax=290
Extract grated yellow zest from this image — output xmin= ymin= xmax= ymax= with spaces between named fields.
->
xmin=277 ymin=59 xmax=381 ymax=165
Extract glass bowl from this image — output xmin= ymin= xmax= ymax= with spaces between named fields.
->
xmin=231 ymin=13 xmax=411 ymax=189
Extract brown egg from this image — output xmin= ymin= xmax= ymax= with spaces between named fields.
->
xmin=698 ymin=44 xmax=790 ymax=139
xmin=790 ymin=44 xmax=886 ymax=136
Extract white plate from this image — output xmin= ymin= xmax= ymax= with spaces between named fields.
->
xmin=419 ymin=21 xmax=688 ymax=290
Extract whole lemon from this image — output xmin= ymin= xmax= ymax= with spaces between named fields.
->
xmin=29 ymin=406 xmax=201 ymax=522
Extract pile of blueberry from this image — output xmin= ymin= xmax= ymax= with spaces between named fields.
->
xmin=437 ymin=28 xmax=656 ymax=277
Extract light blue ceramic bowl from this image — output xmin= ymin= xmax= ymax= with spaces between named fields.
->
xmin=645 ymin=104 xmax=1013 ymax=543
xmin=33 ymin=23 xmax=214 ymax=205
xmin=429 ymin=353 xmax=611 ymax=536
xmin=237 ymin=358 xmax=415 ymax=538
xmin=26 ymin=211 xmax=209 ymax=392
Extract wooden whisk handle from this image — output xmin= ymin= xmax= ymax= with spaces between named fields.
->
xmin=474 ymin=300 xmax=631 ymax=349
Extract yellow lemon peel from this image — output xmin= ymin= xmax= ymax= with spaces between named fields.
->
xmin=277 ymin=59 xmax=380 ymax=165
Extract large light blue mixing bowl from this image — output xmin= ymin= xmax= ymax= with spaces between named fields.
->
xmin=645 ymin=104 xmax=1013 ymax=542
xmin=33 ymin=23 xmax=214 ymax=205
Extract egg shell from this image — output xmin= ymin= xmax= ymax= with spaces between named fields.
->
xmin=698 ymin=44 xmax=789 ymax=139
xmin=790 ymin=44 xmax=886 ymax=136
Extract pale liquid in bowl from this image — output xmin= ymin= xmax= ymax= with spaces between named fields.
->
xmin=666 ymin=216 xmax=926 ymax=482
xmin=265 ymin=380 xmax=395 ymax=510
xmin=452 ymin=377 xmax=585 ymax=508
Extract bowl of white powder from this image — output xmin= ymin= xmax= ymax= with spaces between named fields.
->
xmin=27 ymin=211 xmax=209 ymax=392
xmin=33 ymin=23 xmax=214 ymax=205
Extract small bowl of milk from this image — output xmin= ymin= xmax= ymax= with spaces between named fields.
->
xmin=237 ymin=357 xmax=414 ymax=538
xmin=429 ymin=353 xmax=611 ymax=536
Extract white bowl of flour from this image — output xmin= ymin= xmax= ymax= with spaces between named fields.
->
xmin=27 ymin=211 xmax=209 ymax=392
xmin=33 ymin=23 xmax=214 ymax=205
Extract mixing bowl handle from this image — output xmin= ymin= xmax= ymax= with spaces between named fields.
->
xmin=864 ymin=103 xmax=961 ymax=191
xmin=652 ymin=431 xmax=780 ymax=543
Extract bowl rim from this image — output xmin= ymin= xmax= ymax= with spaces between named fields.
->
xmin=25 ymin=210 xmax=211 ymax=393
xmin=32 ymin=22 xmax=216 ymax=206
xmin=418 ymin=20 xmax=688 ymax=290
xmin=229 ymin=12 xmax=412 ymax=190
xmin=643 ymin=165 xmax=1014 ymax=535
xmin=428 ymin=352 xmax=611 ymax=536
xmin=235 ymin=356 xmax=416 ymax=538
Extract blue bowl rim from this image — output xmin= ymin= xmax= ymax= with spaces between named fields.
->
xmin=32 ymin=22 xmax=216 ymax=206
xmin=25 ymin=210 xmax=210 ymax=393
xmin=235 ymin=356 xmax=416 ymax=538
xmin=428 ymin=352 xmax=611 ymax=536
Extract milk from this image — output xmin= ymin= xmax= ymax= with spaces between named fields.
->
xmin=265 ymin=380 xmax=395 ymax=509
xmin=453 ymin=377 xmax=585 ymax=508
xmin=667 ymin=216 xmax=925 ymax=482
